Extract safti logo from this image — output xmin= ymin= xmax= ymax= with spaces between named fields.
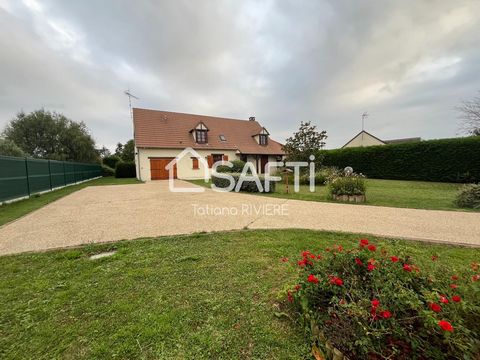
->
xmin=166 ymin=148 xmax=317 ymax=193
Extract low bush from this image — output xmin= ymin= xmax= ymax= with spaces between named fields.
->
xmin=101 ymin=164 xmax=115 ymax=177
xmin=328 ymin=173 xmax=366 ymax=196
xmin=455 ymin=184 xmax=480 ymax=209
xmin=216 ymin=159 xmax=247 ymax=173
xmin=284 ymin=239 xmax=480 ymax=359
xmin=211 ymin=173 xmax=276 ymax=193
xmin=103 ymin=155 xmax=121 ymax=170
xmin=300 ymin=167 xmax=341 ymax=186
xmin=115 ymin=161 xmax=136 ymax=178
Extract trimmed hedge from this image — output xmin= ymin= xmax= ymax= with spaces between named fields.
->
xmin=115 ymin=161 xmax=136 ymax=178
xmin=321 ymin=137 xmax=480 ymax=183
xmin=212 ymin=173 xmax=276 ymax=192
xmin=103 ymin=155 xmax=121 ymax=169
xmin=101 ymin=164 xmax=115 ymax=177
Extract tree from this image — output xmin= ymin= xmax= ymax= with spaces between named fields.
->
xmin=2 ymin=109 xmax=99 ymax=162
xmin=0 ymin=138 xmax=25 ymax=157
xmin=283 ymin=121 xmax=327 ymax=161
xmin=115 ymin=139 xmax=135 ymax=161
xmin=457 ymin=92 xmax=480 ymax=136
xmin=96 ymin=146 xmax=111 ymax=159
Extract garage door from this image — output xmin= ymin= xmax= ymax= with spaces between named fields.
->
xmin=150 ymin=158 xmax=177 ymax=180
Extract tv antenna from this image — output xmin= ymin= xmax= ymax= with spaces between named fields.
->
xmin=124 ymin=89 xmax=139 ymax=121
xmin=361 ymin=111 xmax=369 ymax=131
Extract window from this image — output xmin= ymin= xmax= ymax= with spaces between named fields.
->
xmin=219 ymin=134 xmax=226 ymax=141
xmin=191 ymin=157 xmax=199 ymax=169
xmin=259 ymin=134 xmax=268 ymax=145
xmin=196 ymin=129 xmax=208 ymax=143
xmin=212 ymin=154 xmax=223 ymax=163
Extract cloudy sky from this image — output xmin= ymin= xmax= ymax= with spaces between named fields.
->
xmin=0 ymin=0 xmax=479 ymax=150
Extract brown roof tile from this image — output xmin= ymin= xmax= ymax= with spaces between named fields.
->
xmin=133 ymin=108 xmax=285 ymax=155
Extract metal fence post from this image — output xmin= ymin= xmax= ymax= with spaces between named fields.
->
xmin=48 ymin=160 xmax=53 ymax=190
xmin=24 ymin=157 xmax=31 ymax=197
xmin=63 ymin=161 xmax=67 ymax=186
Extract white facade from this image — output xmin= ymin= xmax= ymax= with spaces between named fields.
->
xmin=342 ymin=131 xmax=385 ymax=148
xmin=135 ymin=147 xmax=280 ymax=181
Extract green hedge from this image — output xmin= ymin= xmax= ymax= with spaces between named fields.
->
xmin=115 ymin=161 xmax=136 ymax=178
xmin=321 ymin=137 xmax=480 ymax=183
xmin=212 ymin=173 xmax=276 ymax=192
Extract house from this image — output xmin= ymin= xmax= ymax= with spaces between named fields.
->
xmin=342 ymin=130 xmax=421 ymax=148
xmin=132 ymin=108 xmax=285 ymax=181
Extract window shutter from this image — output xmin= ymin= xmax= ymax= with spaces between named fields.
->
xmin=222 ymin=155 xmax=228 ymax=161
xmin=207 ymin=155 xmax=213 ymax=168
xmin=192 ymin=158 xmax=199 ymax=169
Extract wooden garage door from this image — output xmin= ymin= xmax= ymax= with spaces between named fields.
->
xmin=150 ymin=158 xmax=176 ymax=180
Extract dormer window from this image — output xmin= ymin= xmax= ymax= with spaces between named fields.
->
xmin=192 ymin=122 xmax=209 ymax=144
xmin=219 ymin=134 xmax=226 ymax=142
xmin=259 ymin=134 xmax=268 ymax=145
xmin=196 ymin=129 xmax=207 ymax=143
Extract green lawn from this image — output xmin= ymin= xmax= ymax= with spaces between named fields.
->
xmin=1 ymin=229 xmax=478 ymax=359
xmin=189 ymin=178 xmax=474 ymax=212
xmin=0 ymin=177 xmax=141 ymax=226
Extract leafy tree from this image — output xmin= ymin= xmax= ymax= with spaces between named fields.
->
xmin=96 ymin=146 xmax=111 ymax=158
xmin=283 ymin=121 xmax=327 ymax=162
xmin=0 ymin=138 xmax=25 ymax=157
xmin=115 ymin=139 xmax=135 ymax=162
xmin=2 ymin=109 xmax=99 ymax=162
xmin=457 ymin=92 xmax=480 ymax=135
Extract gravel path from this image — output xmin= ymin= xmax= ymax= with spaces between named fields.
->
xmin=1 ymin=180 xmax=479 ymax=255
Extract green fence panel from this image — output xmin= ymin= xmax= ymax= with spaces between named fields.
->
xmin=26 ymin=158 xmax=51 ymax=194
xmin=0 ymin=156 xmax=29 ymax=202
xmin=0 ymin=155 xmax=101 ymax=202
xmin=49 ymin=160 xmax=66 ymax=188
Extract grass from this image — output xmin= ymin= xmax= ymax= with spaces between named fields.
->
xmin=0 ymin=177 xmax=141 ymax=226
xmin=189 ymin=178 xmax=475 ymax=212
xmin=1 ymin=229 xmax=478 ymax=359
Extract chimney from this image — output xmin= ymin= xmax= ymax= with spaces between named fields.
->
xmin=249 ymin=116 xmax=255 ymax=121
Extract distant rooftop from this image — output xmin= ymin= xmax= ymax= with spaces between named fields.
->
xmin=384 ymin=137 xmax=422 ymax=145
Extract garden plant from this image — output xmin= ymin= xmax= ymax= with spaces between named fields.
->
xmin=284 ymin=239 xmax=480 ymax=359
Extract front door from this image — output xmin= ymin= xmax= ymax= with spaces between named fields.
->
xmin=260 ymin=155 xmax=269 ymax=174
xmin=150 ymin=158 xmax=176 ymax=180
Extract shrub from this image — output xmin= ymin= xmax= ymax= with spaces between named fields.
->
xmin=285 ymin=240 xmax=480 ymax=359
xmin=328 ymin=173 xmax=366 ymax=196
xmin=101 ymin=164 xmax=115 ymax=177
xmin=103 ymin=155 xmax=121 ymax=170
xmin=300 ymin=167 xmax=341 ymax=186
xmin=115 ymin=161 xmax=136 ymax=178
xmin=321 ymin=136 xmax=480 ymax=183
xmin=211 ymin=173 xmax=276 ymax=193
xmin=455 ymin=184 xmax=480 ymax=209
xmin=216 ymin=159 xmax=247 ymax=173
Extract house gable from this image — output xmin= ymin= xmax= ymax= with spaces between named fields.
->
xmin=342 ymin=131 xmax=386 ymax=148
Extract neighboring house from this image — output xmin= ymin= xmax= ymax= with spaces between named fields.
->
xmin=133 ymin=108 xmax=285 ymax=181
xmin=342 ymin=130 xmax=421 ymax=148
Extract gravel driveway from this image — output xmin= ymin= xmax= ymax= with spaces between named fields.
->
xmin=1 ymin=180 xmax=480 ymax=255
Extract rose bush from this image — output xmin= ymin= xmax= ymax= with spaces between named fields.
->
xmin=283 ymin=239 xmax=480 ymax=359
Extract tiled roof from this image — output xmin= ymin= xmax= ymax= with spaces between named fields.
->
xmin=133 ymin=108 xmax=285 ymax=155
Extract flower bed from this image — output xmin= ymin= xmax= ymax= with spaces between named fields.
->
xmin=328 ymin=173 xmax=366 ymax=202
xmin=283 ymin=239 xmax=480 ymax=359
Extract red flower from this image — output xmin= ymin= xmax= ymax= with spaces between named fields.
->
xmin=298 ymin=259 xmax=307 ymax=267
xmin=438 ymin=320 xmax=453 ymax=332
xmin=381 ymin=310 xmax=392 ymax=319
xmin=355 ymin=258 xmax=363 ymax=266
xmin=451 ymin=275 xmax=458 ymax=281
xmin=472 ymin=274 xmax=480 ymax=282
xmin=308 ymin=274 xmax=319 ymax=284
xmin=360 ymin=239 xmax=369 ymax=247
xmin=403 ymin=264 xmax=412 ymax=272
xmin=439 ymin=296 xmax=449 ymax=304
xmin=390 ymin=256 xmax=399 ymax=263
xmin=309 ymin=254 xmax=316 ymax=259
xmin=287 ymin=291 xmax=293 ymax=303
xmin=367 ymin=264 xmax=376 ymax=272
xmin=452 ymin=295 xmax=461 ymax=303
xmin=316 ymin=254 xmax=322 ymax=259
xmin=431 ymin=255 xmax=438 ymax=261
xmin=371 ymin=299 xmax=380 ymax=308
xmin=334 ymin=278 xmax=343 ymax=286
xmin=429 ymin=303 xmax=442 ymax=313
xmin=281 ymin=257 xmax=289 ymax=263
xmin=367 ymin=245 xmax=377 ymax=252
xmin=302 ymin=250 xmax=310 ymax=257
xmin=450 ymin=284 xmax=458 ymax=289
xmin=294 ymin=284 xmax=301 ymax=291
